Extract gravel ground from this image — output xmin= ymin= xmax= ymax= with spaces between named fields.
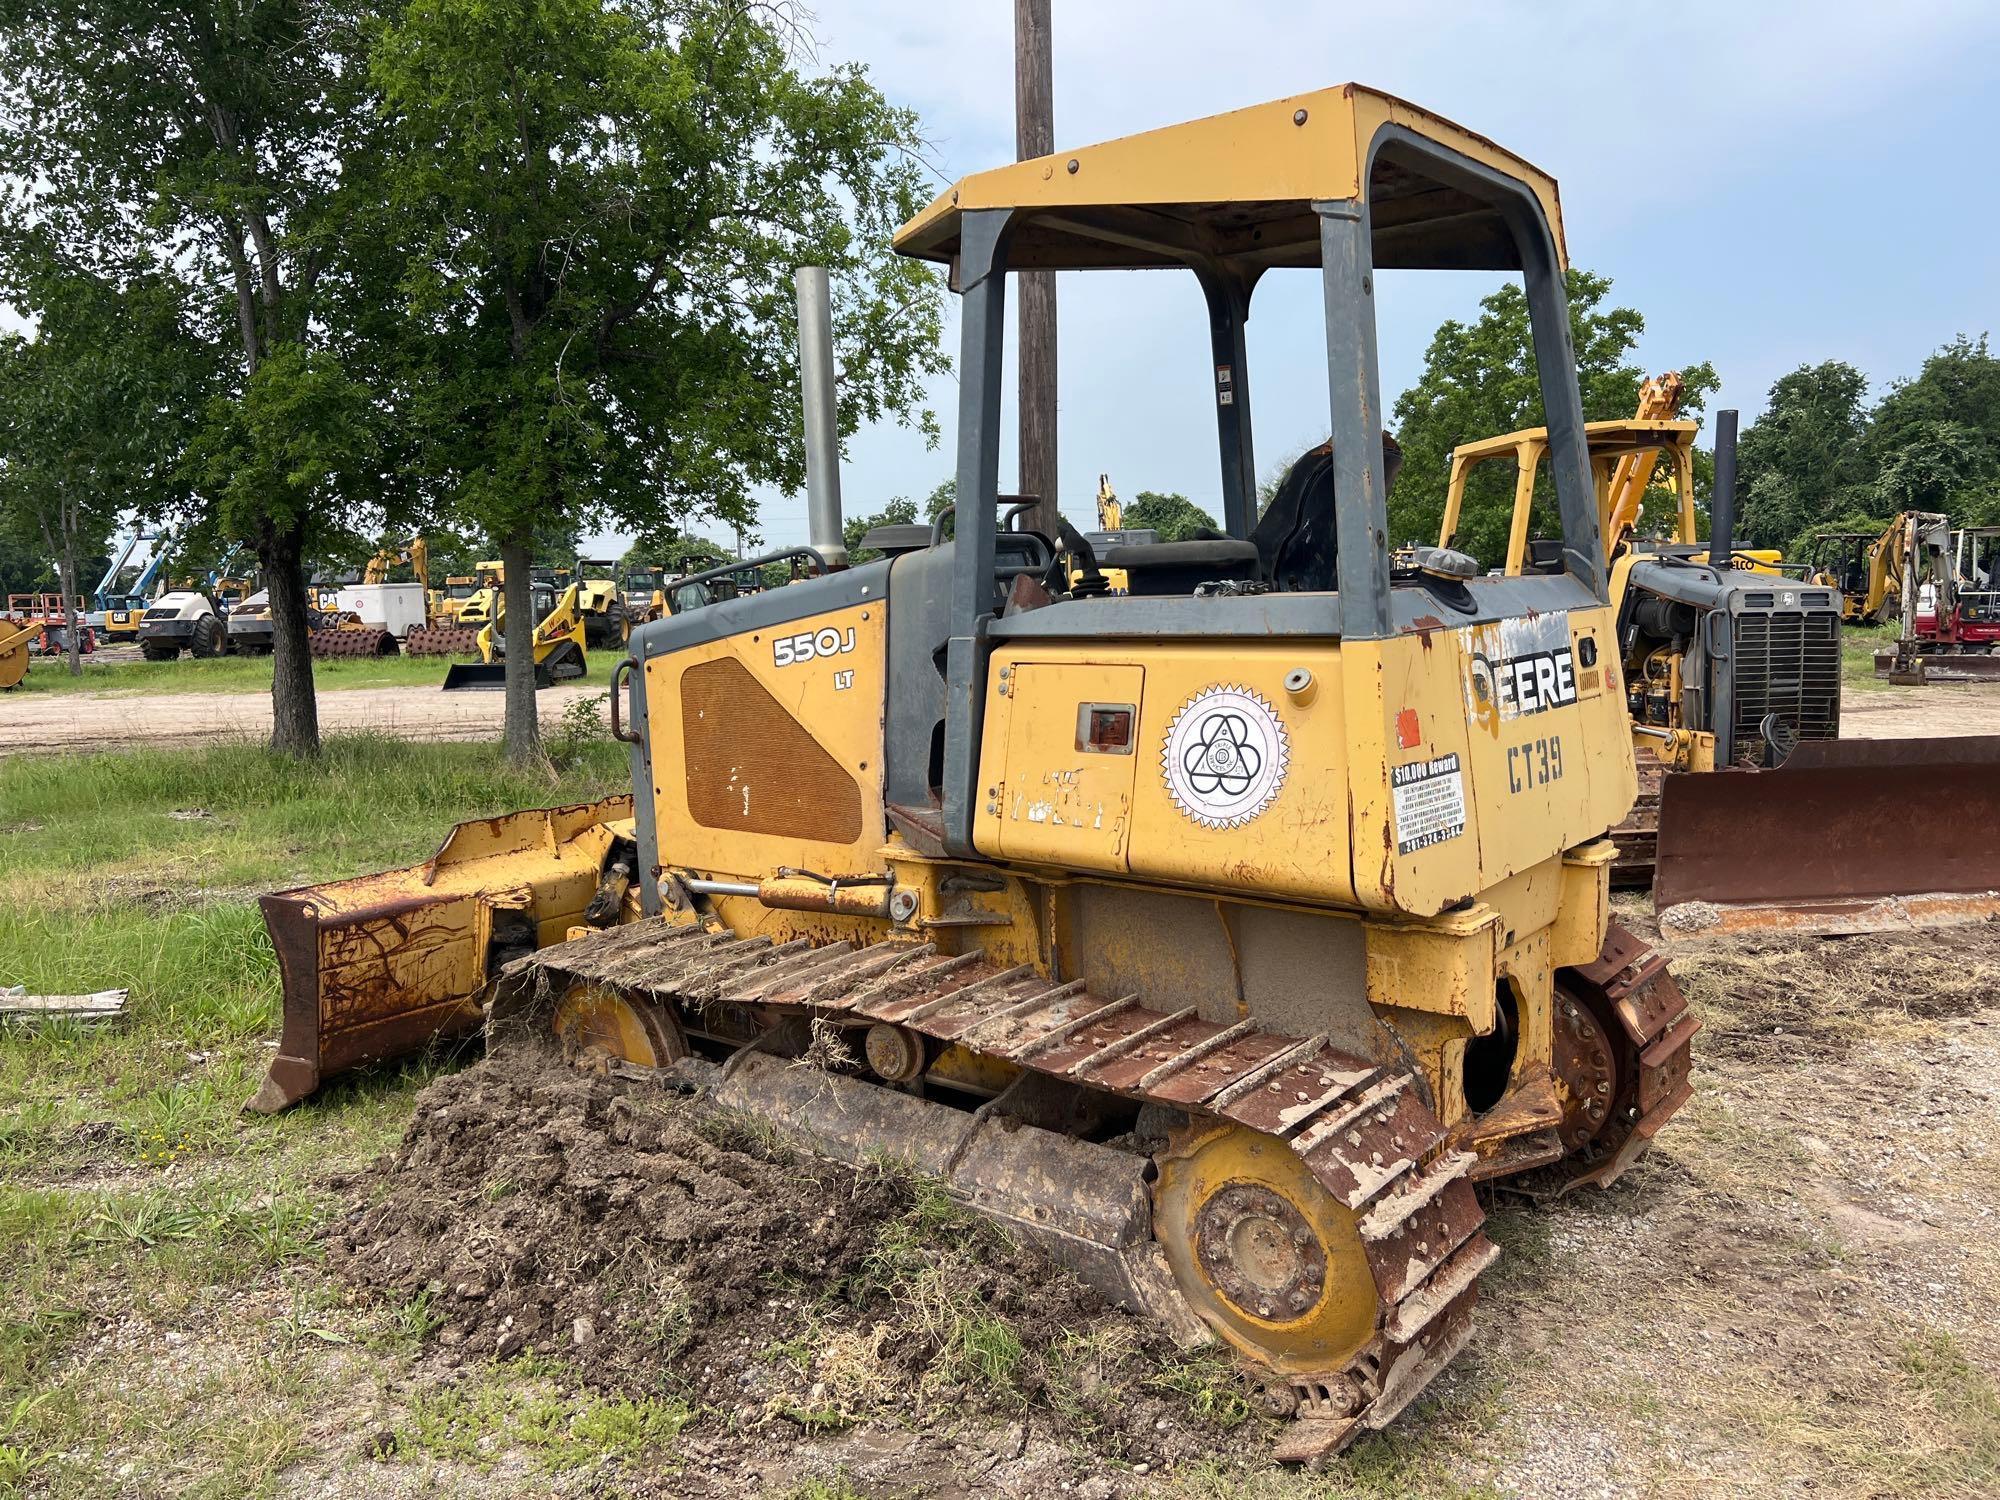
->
xmin=0 ymin=682 xmax=602 ymax=757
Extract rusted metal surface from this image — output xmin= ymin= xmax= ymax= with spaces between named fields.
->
xmin=514 ymin=919 xmax=1501 ymax=1464
xmin=1609 ymin=759 xmax=1665 ymax=888
xmin=1655 ymin=735 xmax=2000 ymax=919
xmin=1874 ymin=648 xmax=2000 ymax=683
xmin=307 ymin=625 xmax=397 ymax=659
xmin=404 ymin=624 xmax=482 ymax=658
xmin=247 ymin=796 xmax=632 ymax=1112
xmin=1544 ymin=923 xmax=1697 ymax=1194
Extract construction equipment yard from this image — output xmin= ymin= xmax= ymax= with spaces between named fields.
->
xmin=2 ymin=724 xmax=1996 ymax=1498
xmin=4 ymin=16 xmax=2000 ymax=1500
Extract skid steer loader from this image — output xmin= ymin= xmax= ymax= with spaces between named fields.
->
xmin=247 ymin=87 xmax=1698 ymax=1460
xmin=440 ymin=577 xmax=588 ymax=690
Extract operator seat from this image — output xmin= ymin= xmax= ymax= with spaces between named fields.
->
xmin=1249 ymin=432 xmax=1403 ymax=592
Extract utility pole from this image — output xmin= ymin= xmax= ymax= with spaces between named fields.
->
xmin=1015 ymin=0 xmax=1060 ymax=539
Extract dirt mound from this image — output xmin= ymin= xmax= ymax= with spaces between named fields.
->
xmin=327 ymin=1047 xmax=1266 ymax=1490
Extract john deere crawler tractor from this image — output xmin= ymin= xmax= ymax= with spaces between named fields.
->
xmin=249 ymin=87 xmax=1696 ymax=1460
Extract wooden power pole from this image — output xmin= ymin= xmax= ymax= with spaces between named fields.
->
xmin=1014 ymin=0 xmax=1060 ymax=538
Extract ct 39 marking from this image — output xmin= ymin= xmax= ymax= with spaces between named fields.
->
xmin=772 ymin=626 xmax=856 ymax=668
xmin=1506 ymin=733 xmax=1563 ymax=793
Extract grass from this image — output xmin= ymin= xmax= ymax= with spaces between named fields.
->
xmin=11 ymin=647 xmax=618 ymax=697
xmin=1841 ymin=620 xmax=1898 ymax=691
xmin=0 ymin=731 xmax=634 ymax=1495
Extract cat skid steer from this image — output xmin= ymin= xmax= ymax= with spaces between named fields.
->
xmin=248 ymin=87 xmax=1698 ymax=1461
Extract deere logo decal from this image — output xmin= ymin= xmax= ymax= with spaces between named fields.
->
xmin=1461 ymin=611 xmax=1579 ymax=723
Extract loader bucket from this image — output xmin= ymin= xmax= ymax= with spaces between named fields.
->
xmin=247 ymin=795 xmax=633 ymax=1112
xmin=441 ymin=661 xmax=508 ymax=691
xmin=1654 ymin=736 xmax=2000 ymax=934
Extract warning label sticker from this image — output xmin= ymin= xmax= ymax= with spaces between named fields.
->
xmin=1391 ymin=752 xmax=1467 ymax=855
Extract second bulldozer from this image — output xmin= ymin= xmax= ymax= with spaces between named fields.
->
xmin=248 ymin=87 xmax=1697 ymax=1462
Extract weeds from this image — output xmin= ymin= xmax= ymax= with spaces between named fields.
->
xmin=0 ymin=1392 xmax=54 ymax=1487
xmin=548 ymin=690 xmax=612 ymax=770
xmin=398 ymin=1372 xmax=693 ymax=1472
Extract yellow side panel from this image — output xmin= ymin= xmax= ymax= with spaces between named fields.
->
xmin=1348 ymin=604 xmax=1636 ymax=914
xmin=977 ymin=644 xmax=1359 ymax=907
xmin=987 ymin=662 xmax=1145 ymax=872
xmin=644 ymin=601 xmax=887 ymax=879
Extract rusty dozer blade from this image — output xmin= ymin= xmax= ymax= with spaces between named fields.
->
xmin=246 ymin=795 xmax=632 ymax=1112
xmin=1654 ymin=736 xmax=2000 ymax=935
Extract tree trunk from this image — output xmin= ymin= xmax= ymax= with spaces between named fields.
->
xmin=59 ymin=534 xmax=81 ymax=677
xmin=499 ymin=534 xmax=541 ymax=767
xmin=37 ymin=502 xmax=85 ymax=678
xmin=262 ymin=522 xmax=321 ymax=757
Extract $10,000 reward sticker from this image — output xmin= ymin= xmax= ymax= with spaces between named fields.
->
xmin=1391 ymin=753 xmax=1466 ymax=854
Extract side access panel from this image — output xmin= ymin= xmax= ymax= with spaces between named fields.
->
xmin=639 ymin=600 xmax=887 ymax=879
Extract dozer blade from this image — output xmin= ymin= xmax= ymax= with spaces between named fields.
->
xmin=1654 ymin=736 xmax=2000 ymax=934
xmin=441 ymin=661 xmax=508 ymax=691
xmin=1873 ymin=649 xmax=2000 ymax=683
xmin=246 ymin=795 xmax=632 ymax=1112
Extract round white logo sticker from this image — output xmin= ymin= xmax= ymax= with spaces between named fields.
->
xmin=1161 ymin=685 xmax=1290 ymax=829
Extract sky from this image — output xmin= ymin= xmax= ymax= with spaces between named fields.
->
xmin=9 ymin=2 xmax=1998 ymax=560
xmin=716 ymin=0 xmax=2000 ymax=554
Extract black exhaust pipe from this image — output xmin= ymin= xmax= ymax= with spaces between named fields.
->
xmin=1709 ymin=408 xmax=1738 ymax=571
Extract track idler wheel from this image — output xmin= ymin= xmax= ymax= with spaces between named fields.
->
xmin=1154 ymin=1119 xmax=1378 ymax=1379
xmin=549 ymin=981 xmax=687 ymax=1072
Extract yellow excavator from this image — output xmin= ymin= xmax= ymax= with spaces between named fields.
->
xmin=248 ymin=87 xmax=1698 ymax=1461
xmin=440 ymin=576 xmax=589 ymax=690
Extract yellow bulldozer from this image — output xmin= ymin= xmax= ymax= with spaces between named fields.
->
xmin=247 ymin=87 xmax=1700 ymax=1461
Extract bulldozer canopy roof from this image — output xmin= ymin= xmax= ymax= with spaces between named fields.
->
xmin=1451 ymin=418 xmax=1698 ymax=466
xmin=893 ymin=84 xmax=1568 ymax=275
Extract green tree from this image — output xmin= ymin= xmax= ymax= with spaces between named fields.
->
xmin=1123 ymin=491 xmax=1219 ymax=542
xmin=373 ymin=0 xmax=948 ymax=764
xmin=1867 ymin=335 xmax=2000 ymax=482
xmin=1873 ymin=420 xmax=1988 ymax=512
xmin=0 ymin=263 xmax=206 ymax=673
xmin=1388 ymin=269 xmax=1717 ymax=567
xmin=0 ymin=0 xmax=389 ymax=752
xmin=1734 ymin=361 xmax=1874 ymax=547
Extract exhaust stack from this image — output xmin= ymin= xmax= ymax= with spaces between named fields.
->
xmin=1708 ymin=408 xmax=1738 ymax=571
xmin=795 ymin=266 xmax=848 ymax=568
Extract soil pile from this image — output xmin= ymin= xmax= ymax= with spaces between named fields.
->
xmin=327 ymin=1048 xmax=1266 ymax=1489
